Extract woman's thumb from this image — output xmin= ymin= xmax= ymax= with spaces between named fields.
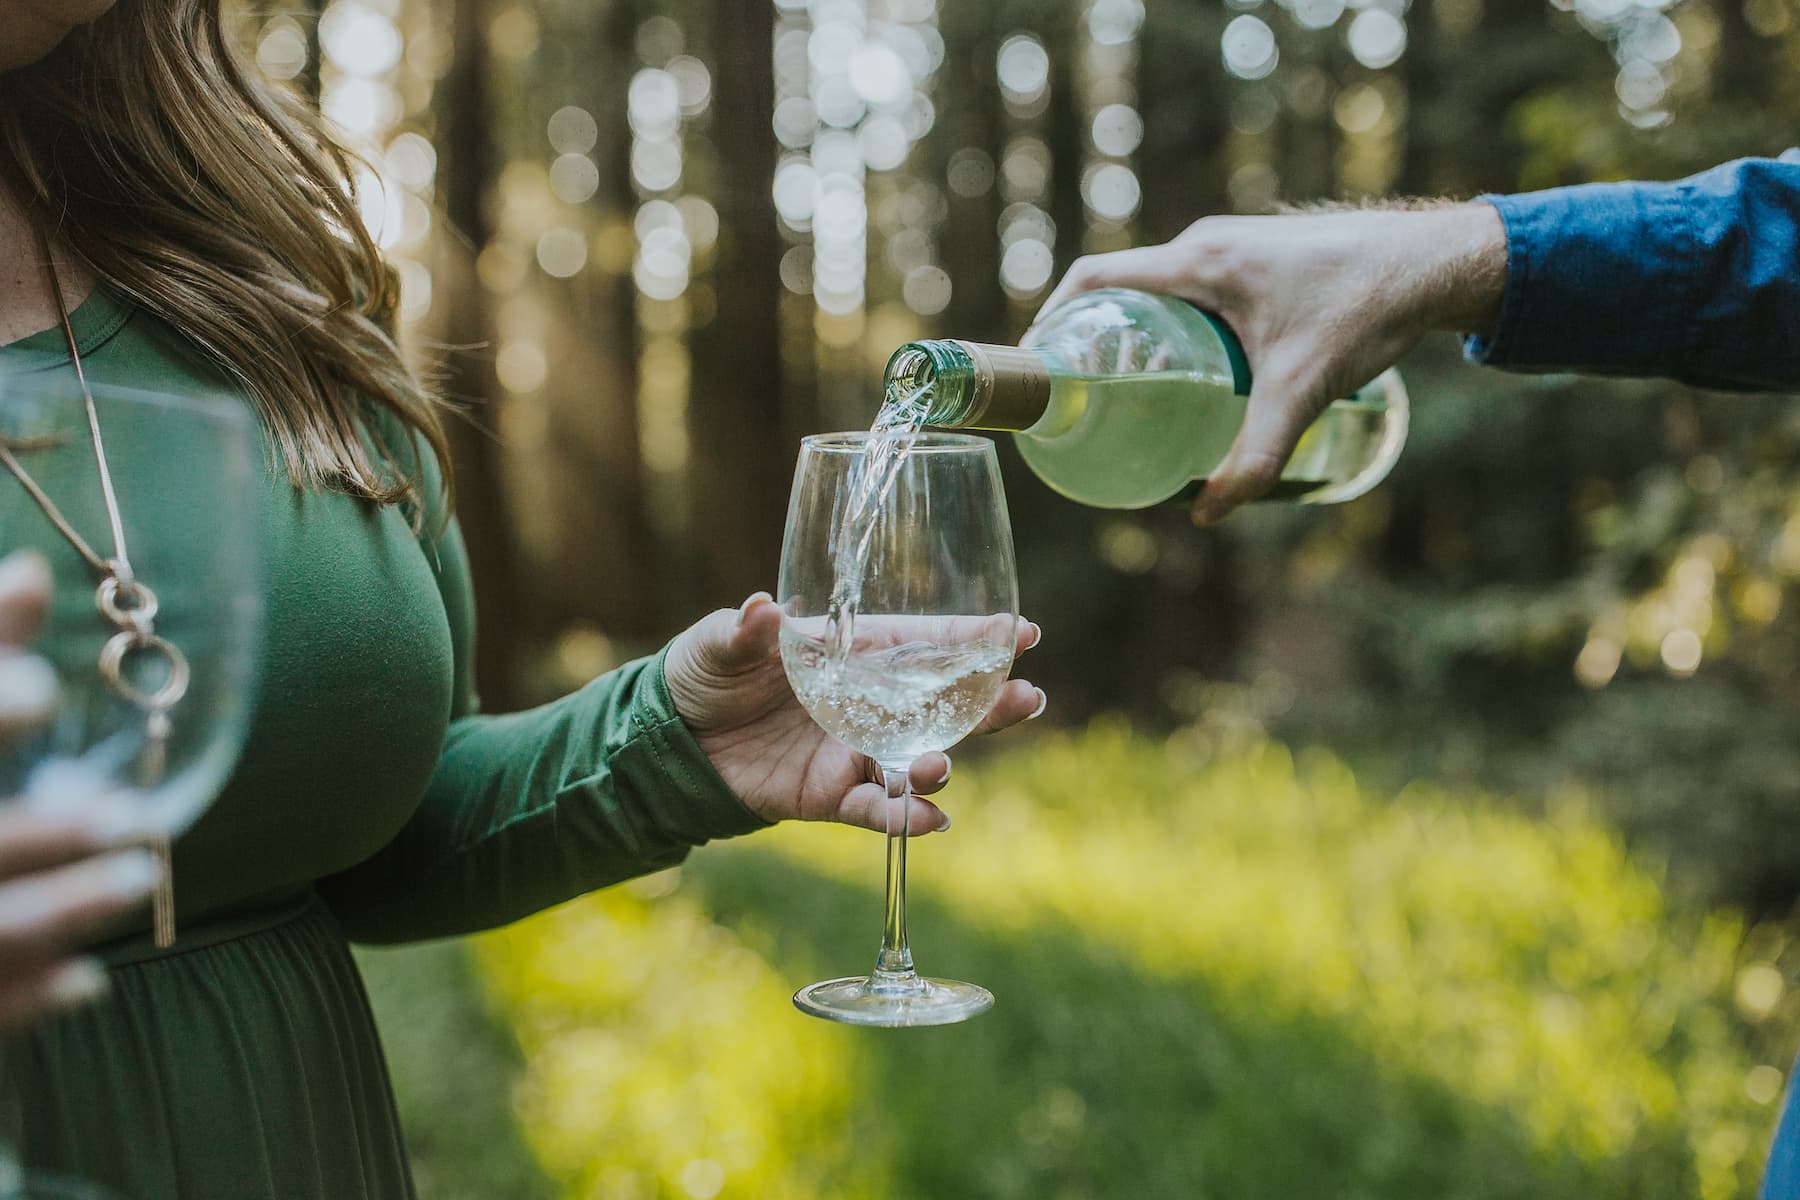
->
xmin=704 ymin=591 xmax=779 ymax=673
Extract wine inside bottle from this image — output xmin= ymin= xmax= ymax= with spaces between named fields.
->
xmin=886 ymin=287 xmax=1408 ymax=510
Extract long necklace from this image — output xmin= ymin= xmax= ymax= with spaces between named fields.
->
xmin=1 ymin=229 xmax=187 ymax=948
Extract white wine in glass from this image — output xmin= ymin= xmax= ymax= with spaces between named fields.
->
xmin=778 ymin=432 xmax=1019 ymax=1027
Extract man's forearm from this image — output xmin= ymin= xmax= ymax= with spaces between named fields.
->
xmin=1466 ymin=152 xmax=1800 ymax=392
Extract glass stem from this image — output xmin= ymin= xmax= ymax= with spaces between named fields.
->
xmin=871 ymin=765 xmax=917 ymax=987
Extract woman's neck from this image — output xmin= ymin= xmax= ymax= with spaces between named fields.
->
xmin=0 ymin=174 xmax=97 ymax=347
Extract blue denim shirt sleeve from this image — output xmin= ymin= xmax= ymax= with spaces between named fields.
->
xmin=1464 ymin=150 xmax=1800 ymax=392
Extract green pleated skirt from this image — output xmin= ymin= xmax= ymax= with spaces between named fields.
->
xmin=17 ymin=894 xmax=416 ymax=1199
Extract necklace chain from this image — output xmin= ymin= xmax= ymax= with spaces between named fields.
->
xmin=0 ymin=233 xmax=133 ymax=579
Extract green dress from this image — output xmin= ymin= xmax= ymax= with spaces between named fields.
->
xmin=0 ymin=289 xmax=768 ymax=1198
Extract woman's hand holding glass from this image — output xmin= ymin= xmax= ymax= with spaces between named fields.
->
xmin=0 ymin=551 xmax=160 ymax=1034
xmin=665 ymin=594 xmax=1043 ymax=835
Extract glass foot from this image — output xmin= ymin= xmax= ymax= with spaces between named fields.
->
xmin=793 ymin=974 xmax=994 ymax=1027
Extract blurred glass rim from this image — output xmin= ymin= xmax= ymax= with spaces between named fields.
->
xmin=0 ymin=374 xmax=255 ymax=435
xmin=800 ymin=431 xmax=994 ymax=455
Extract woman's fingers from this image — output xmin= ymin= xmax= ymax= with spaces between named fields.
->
xmin=1015 ymin=620 xmax=1042 ymax=655
xmin=0 ymin=956 xmax=111 ymax=1033
xmin=833 ymin=781 xmax=949 ymax=837
xmin=0 ymin=807 xmax=145 ymax=878
xmin=909 ymin=752 xmax=951 ymax=796
xmin=0 ymin=847 xmax=161 ymax=963
xmin=0 ymin=552 xmax=58 ymax=745
xmin=0 ymin=839 xmax=151 ymax=1029
xmin=0 ymin=652 xmax=58 ymax=745
xmin=968 ymin=678 xmax=1047 ymax=738
xmin=0 ymin=551 xmax=52 ymax=646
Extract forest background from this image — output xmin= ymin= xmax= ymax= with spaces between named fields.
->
xmin=251 ymin=0 xmax=1800 ymax=1194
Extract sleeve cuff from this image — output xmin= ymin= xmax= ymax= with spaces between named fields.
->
xmin=1462 ymin=182 xmax=1699 ymax=376
xmin=619 ymin=646 xmax=773 ymax=844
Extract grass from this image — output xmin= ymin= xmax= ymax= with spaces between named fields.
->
xmin=453 ymin=725 xmax=1783 ymax=1200
xmin=355 ymin=937 xmax=556 ymax=1200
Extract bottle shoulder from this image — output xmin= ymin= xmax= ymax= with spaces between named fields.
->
xmin=1024 ymin=287 xmax=1240 ymax=387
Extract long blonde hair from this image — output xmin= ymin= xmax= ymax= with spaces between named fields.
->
xmin=0 ymin=0 xmax=450 ymax=508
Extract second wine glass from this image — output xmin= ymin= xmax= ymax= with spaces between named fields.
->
xmin=0 ymin=376 xmax=263 ymax=1197
xmin=778 ymin=432 xmax=1019 ymax=1027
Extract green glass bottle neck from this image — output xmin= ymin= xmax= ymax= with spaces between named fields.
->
xmin=887 ymin=339 xmax=1055 ymax=433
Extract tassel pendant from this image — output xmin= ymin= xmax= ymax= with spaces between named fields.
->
xmin=142 ymin=709 xmax=175 ymax=949
xmin=99 ymin=588 xmax=189 ymax=952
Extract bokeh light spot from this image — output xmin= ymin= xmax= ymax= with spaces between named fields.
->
xmin=536 ymin=227 xmax=589 ymax=278
xmin=256 ymin=17 xmax=308 ymax=81
xmin=1293 ymin=0 xmax=1347 ymax=31
xmin=547 ymin=106 xmax=599 ymax=154
xmin=550 ymin=154 xmax=601 ymax=205
xmin=1222 ymin=15 xmax=1279 ymax=80
xmin=902 ymin=265 xmax=952 ymax=316
xmin=849 ymin=43 xmax=914 ymax=108
xmin=947 ymin=147 xmax=996 ymax=199
xmin=1083 ymin=162 xmax=1141 ymax=221
xmin=997 ymin=34 xmax=1051 ymax=102
xmin=320 ymin=1 xmax=402 ymax=77
xmin=859 ymin=115 xmax=912 ymax=172
xmin=385 ymin=132 xmax=438 ymax=192
xmin=1091 ymin=104 xmax=1144 ymax=157
xmin=1659 ymin=628 xmax=1702 ymax=676
xmin=1088 ymin=0 xmax=1146 ymax=45
xmin=1000 ymin=239 xmax=1055 ymax=297
xmin=1347 ymin=10 xmax=1407 ymax=69
xmin=496 ymin=340 xmax=548 ymax=393
xmin=667 ymin=55 xmax=713 ymax=115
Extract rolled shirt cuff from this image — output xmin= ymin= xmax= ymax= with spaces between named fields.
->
xmin=1462 ymin=182 xmax=1698 ymax=377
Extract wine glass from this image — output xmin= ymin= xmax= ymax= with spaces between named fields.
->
xmin=0 ymin=375 xmax=262 ymax=1195
xmin=778 ymin=432 xmax=1018 ymax=1027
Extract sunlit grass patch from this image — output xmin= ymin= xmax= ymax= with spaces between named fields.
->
xmin=475 ymin=873 xmax=879 ymax=1200
xmin=475 ymin=724 xmax=1778 ymax=1200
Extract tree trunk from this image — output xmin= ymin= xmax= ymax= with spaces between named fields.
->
xmin=438 ymin=0 xmax=528 ymax=709
xmin=685 ymin=0 xmax=788 ymax=607
xmin=531 ymin=0 xmax=658 ymax=639
xmin=1137 ymin=5 xmax=1230 ymax=239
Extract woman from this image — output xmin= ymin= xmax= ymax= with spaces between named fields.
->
xmin=0 ymin=2 xmax=1045 ymax=1195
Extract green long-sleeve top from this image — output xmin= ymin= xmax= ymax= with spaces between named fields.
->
xmin=1 ymin=287 xmax=767 ymax=1198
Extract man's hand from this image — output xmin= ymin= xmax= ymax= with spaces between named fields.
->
xmin=0 ymin=551 xmax=162 ymax=1032
xmin=1034 ymin=203 xmax=1507 ymax=523
xmin=664 ymin=593 xmax=1046 ymax=836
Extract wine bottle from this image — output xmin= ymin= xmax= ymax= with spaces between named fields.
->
xmin=883 ymin=287 xmax=1408 ymax=510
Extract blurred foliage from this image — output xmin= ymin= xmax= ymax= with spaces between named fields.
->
xmin=276 ymin=0 xmax=1800 ymax=1191
xmin=316 ymin=0 xmax=1800 ymax=909
xmin=470 ymin=726 xmax=1786 ymax=1198
xmin=271 ymin=0 xmax=1800 ymax=908
xmin=356 ymin=939 xmax=557 ymax=1200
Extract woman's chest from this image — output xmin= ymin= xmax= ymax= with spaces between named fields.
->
xmin=177 ymin=473 xmax=456 ymax=909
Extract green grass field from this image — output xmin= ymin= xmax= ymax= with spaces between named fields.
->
xmin=362 ymin=725 xmax=1789 ymax=1199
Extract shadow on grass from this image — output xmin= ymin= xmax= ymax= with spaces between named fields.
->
xmin=355 ymin=940 xmax=558 ymax=1200
xmin=688 ymin=844 xmax=1709 ymax=1200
